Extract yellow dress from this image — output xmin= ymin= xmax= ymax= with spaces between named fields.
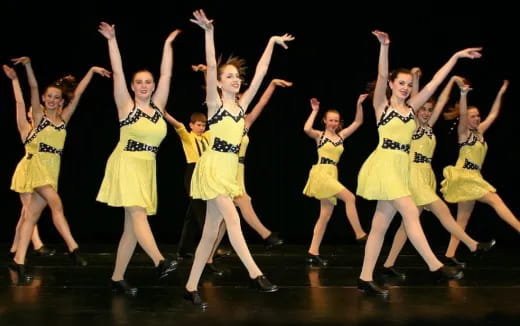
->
xmin=236 ymin=129 xmax=249 ymax=198
xmin=11 ymin=117 xmax=66 ymax=193
xmin=303 ymin=133 xmax=345 ymax=205
xmin=409 ymin=125 xmax=439 ymax=206
xmin=97 ymin=103 xmax=167 ymax=215
xmin=440 ymin=131 xmax=495 ymax=202
xmin=191 ymin=106 xmax=245 ymax=200
xmin=357 ymin=106 xmax=416 ymax=200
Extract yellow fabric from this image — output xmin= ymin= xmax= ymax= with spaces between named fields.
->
xmin=440 ymin=132 xmax=495 ymax=202
xmin=409 ymin=127 xmax=439 ymax=206
xmin=175 ymin=125 xmax=210 ymax=163
xmin=191 ymin=108 xmax=245 ymax=200
xmin=303 ymin=137 xmax=345 ymax=205
xmin=236 ymin=133 xmax=249 ymax=197
xmin=97 ymin=107 xmax=167 ymax=215
xmin=11 ymin=118 xmax=66 ymax=193
xmin=357 ymin=107 xmax=417 ymax=200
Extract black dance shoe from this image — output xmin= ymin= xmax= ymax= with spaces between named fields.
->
xmin=183 ymin=290 xmax=208 ymax=309
xmin=213 ymin=248 xmax=232 ymax=260
xmin=69 ymin=249 xmax=88 ymax=266
xmin=432 ymin=265 xmax=464 ymax=280
xmin=473 ymin=239 xmax=496 ymax=256
xmin=264 ymin=233 xmax=284 ymax=249
xmin=357 ymin=279 xmax=389 ymax=296
xmin=34 ymin=245 xmax=56 ymax=257
xmin=251 ymin=275 xmax=279 ymax=292
xmin=111 ymin=280 xmax=138 ymax=295
xmin=306 ymin=253 xmax=328 ymax=267
xmin=156 ymin=259 xmax=178 ymax=279
xmin=381 ymin=266 xmax=406 ymax=281
xmin=8 ymin=260 xmax=32 ymax=283
xmin=206 ymin=262 xmax=224 ymax=276
xmin=443 ymin=256 xmax=466 ymax=269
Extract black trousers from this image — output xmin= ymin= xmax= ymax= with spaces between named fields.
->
xmin=177 ymin=163 xmax=207 ymax=254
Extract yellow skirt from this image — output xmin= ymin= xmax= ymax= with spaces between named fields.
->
xmin=97 ymin=148 xmax=158 ymax=215
xmin=303 ymin=164 xmax=344 ymax=205
xmin=409 ymin=163 xmax=439 ymax=206
xmin=440 ymin=166 xmax=495 ymax=203
xmin=11 ymin=153 xmax=60 ymax=193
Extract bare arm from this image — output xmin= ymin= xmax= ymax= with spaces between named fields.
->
xmin=245 ymin=79 xmax=293 ymax=129
xmin=98 ymin=22 xmax=133 ymax=119
xmin=479 ymin=80 xmax=509 ymax=134
xmin=61 ymin=66 xmax=111 ymax=123
xmin=411 ymin=67 xmax=422 ymax=97
xmin=457 ymin=85 xmax=471 ymax=142
xmin=190 ymin=10 xmax=220 ymax=117
xmin=3 ymin=65 xmax=31 ymax=141
xmin=371 ymin=30 xmax=390 ymax=119
xmin=429 ymin=75 xmax=464 ymax=127
xmin=338 ymin=93 xmax=367 ymax=139
xmin=12 ymin=57 xmax=42 ymax=125
xmin=152 ymin=29 xmax=182 ymax=112
xmin=163 ymin=110 xmax=184 ymax=129
xmin=409 ymin=47 xmax=482 ymax=110
xmin=239 ymin=33 xmax=294 ymax=110
xmin=303 ymin=98 xmax=322 ymax=141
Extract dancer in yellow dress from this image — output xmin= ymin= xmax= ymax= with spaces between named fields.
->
xmin=184 ymin=9 xmax=293 ymax=308
xmin=381 ymin=76 xmax=495 ymax=280
xmin=356 ymin=30 xmax=481 ymax=296
xmin=97 ymin=22 xmax=180 ymax=294
xmin=440 ymin=80 xmax=520 ymax=264
xmin=7 ymin=56 xmax=109 ymax=280
xmin=303 ymin=95 xmax=368 ymax=266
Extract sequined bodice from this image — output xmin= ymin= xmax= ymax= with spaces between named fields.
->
xmin=410 ymin=125 xmax=436 ymax=163
xmin=207 ymin=107 xmax=245 ymax=149
xmin=455 ymin=131 xmax=488 ymax=168
xmin=24 ymin=117 xmax=66 ymax=153
xmin=316 ymin=133 xmax=344 ymax=163
xmin=118 ymin=103 xmax=167 ymax=148
xmin=377 ymin=106 xmax=416 ymax=145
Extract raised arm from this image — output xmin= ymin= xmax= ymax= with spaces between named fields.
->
xmin=303 ymin=98 xmax=322 ymax=141
xmin=429 ymin=75 xmax=465 ymax=127
xmin=338 ymin=93 xmax=367 ymax=139
xmin=479 ymin=80 xmax=509 ymax=134
xmin=61 ymin=66 xmax=111 ymax=123
xmin=411 ymin=67 xmax=422 ymax=97
xmin=12 ymin=57 xmax=42 ymax=124
xmin=371 ymin=30 xmax=390 ymax=118
xmin=238 ymin=33 xmax=294 ymax=110
xmin=245 ymin=79 xmax=293 ymax=129
xmin=3 ymin=65 xmax=32 ymax=141
xmin=190 ymin=9 xmax=220 ymax=117
xmin=98 ymin=22 xmax=133 ymax=118
xmin=409 ymin=47 xmax=482 ymax=110
xmin=457 ymin=85 xmax=471 ymax=141
xmin=163 ymin=110 xmax=184 ymax=129
xmin=152 ymin=29 xmax=182 ymax=112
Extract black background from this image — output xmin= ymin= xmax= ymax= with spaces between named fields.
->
xmin=0 ymin=1 xmax=517 ymax=248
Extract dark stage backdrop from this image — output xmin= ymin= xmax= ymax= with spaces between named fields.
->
xmin=1 ymin=1 xmax=518 ymax=248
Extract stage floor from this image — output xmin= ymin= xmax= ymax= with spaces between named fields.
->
xmin=1 ymin=243 xmax=519 ymax=325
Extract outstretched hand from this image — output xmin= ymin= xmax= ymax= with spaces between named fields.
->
xmin=272 ymin=79 xmax=293 ymax=87
xmin=310 ymin=98 xmax=320 ymax=111
xmin=499 ymin=80 xmax=509 ymax=95
xmin=272 ymin=34 xmax=295 ymax=49
xmin=372 ymin=30 xmax=390 ymax=45
xmin=11 ymin=57 xmax=30 ymax=66
xmin=98 ymin=22 xmax=116 ymax=40
xmin=357 ymin=93 xmax=369 ymax=105
xmin=2 ymin=65 xmax=17 ymax=80
xmin=191 ymin=64 xmax=207 ymax=72
xmin=455 ymin=47 xmax=482 ymax=59
xmin=92 ymin=66 xmax=112 ymax=78
xmin=190 ymin=9 xmax=213 ymax=31
xmin=460 ymin=84 xmax=472 ymax=95
xmin=166 ymin=29 xmax=182 ymax=43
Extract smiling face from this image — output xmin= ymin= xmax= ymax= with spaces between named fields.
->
xmin=217 ymin=64 xmax=242 ymax=95
xmin=466 ymin=106 xmax=481 ymax=129
xmin=389 ymin=71 xmax=413 ymax=100
xmin=131 ymin=70 xmax=155 ymax=100
xmin=323 ymin=110 xmax=341 ymax=133
xmin=42 ymin=86 xmax=64 ymax=112
xmin=417 ymin=101 xmax=434 ymax=124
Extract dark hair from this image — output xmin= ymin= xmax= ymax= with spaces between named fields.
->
xmin=190 ymin=112 xmax=207 ymax=123
xmin=51 ymin=75 xmax=77 ymax=106
xmin=217 ymin=55 xmax=247 ymax=85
